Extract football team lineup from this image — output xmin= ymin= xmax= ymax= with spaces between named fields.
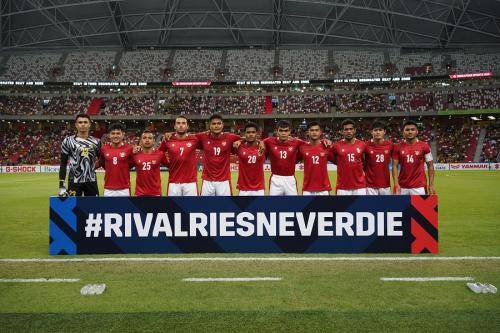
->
xmin=59 ymin=113 xmax=435 ymax=197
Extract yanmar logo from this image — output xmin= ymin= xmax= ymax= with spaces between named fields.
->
xmin=449 ymin=163 xmax=489 ymax=170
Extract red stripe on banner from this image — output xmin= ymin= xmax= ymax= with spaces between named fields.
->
xmin=265 ymin=96 xmax=273 ymax=114
xmin=411 ymin=195 xmax=438 ymax=228
xmin=411 ymin=218 xmax=439 ymax=254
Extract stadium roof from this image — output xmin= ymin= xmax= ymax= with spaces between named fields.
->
xmin=1 ymin=0 xmax=500 ymax=51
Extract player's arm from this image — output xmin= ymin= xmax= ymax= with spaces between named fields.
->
xmin=58 ymin=152 xmax=69 ymax=196
xmin=425 ymin=154 xmax=436 ymax=195
xmin=391 ymin=158 xmax=400 ymax=194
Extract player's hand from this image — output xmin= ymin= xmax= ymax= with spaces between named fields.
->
xmin=58 ymin=186 xmax=68 ymax=197
xmin=321 ymin=139 xmax=332 ymax=148
xmin=164 ymin=132 xmax=173 ymax=141
xmin=428 ymin=184 xmax=436 ymax=195
xmin=133 ymin=145 xmax=142 ymax=154
xmin=393 ymin=184 xmax=401 ymax=195
xmin=258 ymin=141 xmax=265 ymax=156
xmin=233 ymin=140 xmax=242 ymax=149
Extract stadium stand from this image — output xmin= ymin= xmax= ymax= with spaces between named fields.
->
xmin=226 ymin=49 xmax=274 ymax=81
xmin=480 ymin=124 xmax=500 ymax=162
xmin=117 ymin=50 xmax=170 ymax=82
xmin=171 ymin=50 xmax=222 ymax=81
xmin=332 ymin=50 xmax=384 ymax=78
xmin=0 ymin=53 xmax=61 ymax=81
xmin=58 ymin=51 xmax=116 ymax=82
xmin=280 ymin=49 xmax=329 ymax=80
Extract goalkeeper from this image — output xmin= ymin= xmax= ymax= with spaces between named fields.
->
xmin=58 ymin=114 xmax=101 ymax=196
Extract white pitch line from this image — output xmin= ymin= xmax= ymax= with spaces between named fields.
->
xmin=0 ymin=278 xmax=80 ymax=283
xmin=183 ymin=277 xmax=282 ymax=282
xmin=0 ymin=256 xmax=499 ymax=263
xmin=381 ymin=277 xmax=474 ymax=282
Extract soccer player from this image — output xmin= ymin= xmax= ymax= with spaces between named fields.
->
xmin=196 ymin=114 xmax=241 ymax=196
xmin=262 ymin=120 xmax=305 ymax=196
xmin=58 ymin=114 xmax=101 ymax=196
xmin=131 ymin=130 xmax=168 ymax=196
xmin=298 ymin=122 xmax=332 ymax=195
xmin=100 ymin=123 xmax=133 ymax=196
xmin=331 ymin=119 xmax=367 ymax=195
xmin=234 ymin=122 xmax=265 ymax=196
xmin=392 ymin=121 xmax=436 ymax=195
xmin=365 ymin=121 xmax=393 ymax=195
xmin=158 ymin=116 xmax=198 ymax=196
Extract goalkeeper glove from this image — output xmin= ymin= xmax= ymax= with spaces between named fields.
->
xmin=58 ymin=186 xmax=68 ymax=197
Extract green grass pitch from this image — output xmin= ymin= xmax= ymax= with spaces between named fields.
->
xmin=0 ymin=171 xmax=499 ymax=332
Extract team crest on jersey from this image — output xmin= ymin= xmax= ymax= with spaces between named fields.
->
xmin=341 ymin=149 xmax=345 ymax=152
xmin=402 ymin=151 xmax=405 ymax=154
xmin=288 ymin=147 xmax=293 ymax=151
xmin=370 ymin=150 xmax=374 ymax=154
xmin=305 ymin=152 xmax=309 ymax=156
xmin=356 ymin=148 xmax=361 ymax=153
xmin=152 ymin=160 xmax=157 ymax=164
xmin=320 ymin=152 xmax=325 ymax=157
xmin=242 ymin=151 xmax=246 ymax=155
xmin=106 ymin=153 xmax=110 ymax=157
xmin=207 ymin=141 xmax=211 ymax=145
xmin=222 ymin=141 xmax=227 ymax=146
xmin=119 ymin=152 xmax=125 ymax=157
xmin=186 ymin=142 xmax=192 ymax=147
xmin=384 ymin=150 xmax=389 ymax=154
xmin=171 ymin=143 xmax=175 ymax=147
xmin=415 ymin=151 xmax=420 ymax=155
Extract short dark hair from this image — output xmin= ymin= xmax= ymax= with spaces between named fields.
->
xmin=403 ymin=120 xmax=418 ymax=129
xmin=341 ymin=119 xmax=355 ymax=129
xmin=307 ymin=121 xmax=322 ymax=130
xmin=276 ymin=120 xmax=291 ymax=129
xmin=75 ymin=114 xmax=90 ymax=122
xmin=244 ymin=122 xmax=259 ymax=131
xmin=175 ymin=115 xmax=189 ymax=123
xmin=142 ymin=129 xmax=154 ymax=136
xmin=371 ymin=121 xmax=386 ymax=131
xmin=109 ymin=123 xmax=124 ymax=132
xmin=209 ymin=114 xmax=223 ymax=123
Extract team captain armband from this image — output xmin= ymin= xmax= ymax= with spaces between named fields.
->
xmin=425 ymin=152 xmax=433 ymax=162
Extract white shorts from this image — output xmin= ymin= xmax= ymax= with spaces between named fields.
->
xmin=269 ymin=175 xmax=297 ymax=196
xmin=303 ymin=190 xmax=330 ymax=196
xmin=400 ymin=187 xmax=426 ymax=195
xmin=168 ymin=182 xmax=198 ymax=196
xmin=337 ymin=188 xmax=367 ymax=195
xmin=366 ymin=187 xmax=391 ymax=195
xmin=239 ymin=189 xmax=265 ymax=196
xmin=201 ymin=180 xmax=232 ymax=196
xmin=103 ymin=189 xmax=130 ymax=197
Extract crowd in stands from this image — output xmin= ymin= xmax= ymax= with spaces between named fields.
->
xmin=452 ymin=88 xmax=500 ymax=110
xmin=480 ymin=125 xmax=499 ymax=163
xmin=436 ymin=121 xmax=479 ymax=163
xmin=43 ymin=96 xmax=92 ymax=115
xmin=277 ymin=95 xmax=331 ymax=114
xmin=102 ymin=96 xmax=156 ymax=115
xmin=0 ymin=96 xmax=40 ymax=115
xmin=159 ymin=95 xmax=265 ymax=115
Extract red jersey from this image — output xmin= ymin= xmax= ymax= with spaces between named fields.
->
xmin=132 ymin=150 xmax=167 ymax=196
xmin=263 ymin=137 xmax=305 ymax=176
xmin=365 ymin=140 xmax=393 ymax=188
xmin=392 ymin=140 xmax=431 ymax=188
xmin=196 ymin=132 xmax=240 ymax=181
xmin=158 ymin=134 xmax=198 ymax=184
xmin=235 ymin=142 xmax=265 ymax=191
xmin=100 ymin=143 xmax=133 ymax=190
xmin=331 ymin=139 xmax=367 ymax=190
xmin=298 ymin=142 xmax=332 ymax=192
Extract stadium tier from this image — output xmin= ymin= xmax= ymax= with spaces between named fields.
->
xmin=0 ymin=49 xmax=499 ymax=82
